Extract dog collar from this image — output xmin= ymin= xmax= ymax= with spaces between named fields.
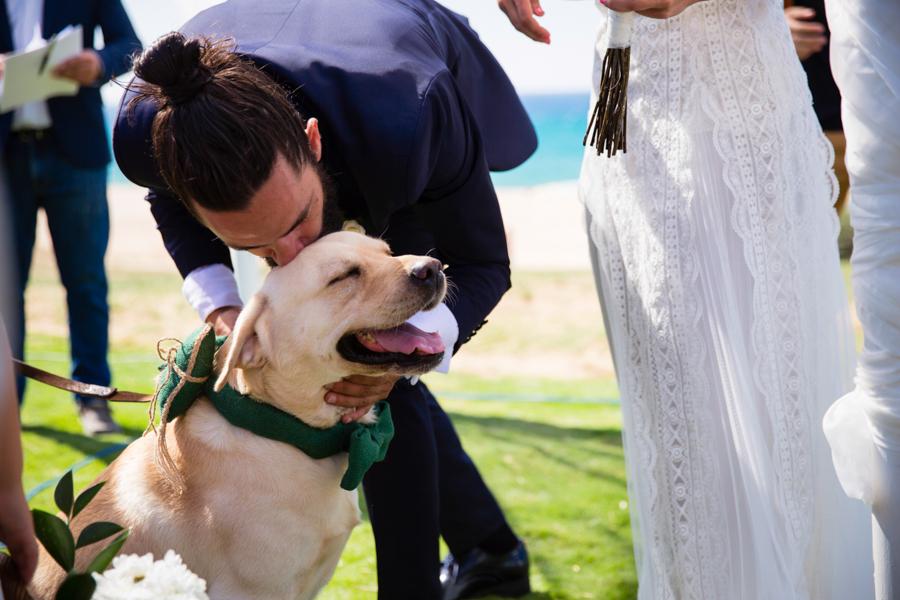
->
xmin=155 ymin=325 xmax=394 ymax=491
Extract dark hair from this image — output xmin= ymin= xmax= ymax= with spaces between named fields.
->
xmin=129 ymin=32 xmax=315 ymax=212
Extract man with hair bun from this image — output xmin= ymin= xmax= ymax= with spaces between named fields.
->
xmin=113 ymin=1 xmax=536 ymax=598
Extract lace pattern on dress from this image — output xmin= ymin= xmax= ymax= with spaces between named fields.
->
xmin=582 ymin=0 xmax=837 ymax=597
xmin=698 ymin=0 xmax=819 ymax=557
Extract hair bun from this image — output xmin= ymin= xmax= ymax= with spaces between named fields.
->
xmin=133 ymin=32 xmax=212 ymax=106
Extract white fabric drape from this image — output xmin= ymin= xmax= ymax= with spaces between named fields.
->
xmin=821 ymin=0 xmax=900 ymax=596
xmin=580 ymin=1 xmax=874 ymax=597
xmin=822 ymin=0 xmax=900 ymax=504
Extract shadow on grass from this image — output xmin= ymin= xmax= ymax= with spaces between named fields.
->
xmin=22 ymin=424 xmax=141 ymax=465
xmin=446 ymin=413 xmax=622 ymax=446
xmin=446 ymin=413 xmax=627 ymax=485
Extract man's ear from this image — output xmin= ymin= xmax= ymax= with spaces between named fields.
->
xmin=214 ymin=293 xmax=269 ymax=391
xmin=305 ymin=118 xmax=322 ymax=162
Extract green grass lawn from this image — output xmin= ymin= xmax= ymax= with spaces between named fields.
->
xmin=19 ymin=346 xmax=635 ymax=600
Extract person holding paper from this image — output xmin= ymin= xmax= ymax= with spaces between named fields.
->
xmin=0 ymin=0 xmax=140 ymax=435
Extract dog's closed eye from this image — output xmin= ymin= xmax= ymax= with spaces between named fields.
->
xmin=328 ymin=266 xmax=361 ymax=286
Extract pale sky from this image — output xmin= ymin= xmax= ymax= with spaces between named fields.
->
xmin=104 ymin=0 xmax=600 ymax=105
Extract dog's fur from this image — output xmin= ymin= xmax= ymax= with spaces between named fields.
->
xmin=29 ymin=232 xmax=447 ymax=600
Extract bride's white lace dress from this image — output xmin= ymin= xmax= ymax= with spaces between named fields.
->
xmin=579 ymin=1 xmax=875 ymax=597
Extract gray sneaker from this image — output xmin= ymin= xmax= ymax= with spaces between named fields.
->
xmin=78 ymin=399 xmax=123 ymax=436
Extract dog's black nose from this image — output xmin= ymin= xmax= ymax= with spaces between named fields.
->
xmin=410 ymin=258 xmax=441 ymax=286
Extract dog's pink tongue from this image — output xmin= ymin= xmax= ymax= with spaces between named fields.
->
xmin=359 ymin=323 xmax=446 ymax=355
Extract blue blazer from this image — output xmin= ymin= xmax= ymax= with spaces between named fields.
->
xmin=0 ymin=0 xmax=141 ymax=168
xmin=114 ymin=0 xmax=537 ymax=351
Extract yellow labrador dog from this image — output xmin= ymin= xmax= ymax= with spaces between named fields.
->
xmin=30 ymin=231 xmax=447 ymax=600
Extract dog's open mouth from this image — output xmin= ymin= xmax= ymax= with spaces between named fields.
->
xmin=337 ymin=323 xmax=446 ymax=366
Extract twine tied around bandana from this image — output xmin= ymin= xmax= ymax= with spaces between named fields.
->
xmin=143 ymin=324 xmax=395 ymax=495
xmin=145 ymin=323 xmax=215 ymax=495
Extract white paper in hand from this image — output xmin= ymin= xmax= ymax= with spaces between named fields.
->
xmin=0 ymin=25 xmax=83 ymax=114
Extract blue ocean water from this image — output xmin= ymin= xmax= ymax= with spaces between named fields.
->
xmin=105 ymin=92 xmax=591 ymax=188
xmin=490 ymin=93 xmax=591 ymax=188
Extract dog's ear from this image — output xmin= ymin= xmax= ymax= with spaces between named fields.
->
xmin=214 ymin=293 xmax=269 ymax=392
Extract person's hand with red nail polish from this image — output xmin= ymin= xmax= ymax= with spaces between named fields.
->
xmin=498 ymin=0 xmax=551 ymax=43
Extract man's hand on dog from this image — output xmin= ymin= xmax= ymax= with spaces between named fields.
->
xmin=207 ymin=306 xmax=242 ymax=336
xmin=326 ymin=374 xmax=400 ymax=423
xmin=207 ymin=305 xmax=398 ymax=423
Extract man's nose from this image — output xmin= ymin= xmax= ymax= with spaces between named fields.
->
xmin=272 ymin=235 xmax=305 ymax=266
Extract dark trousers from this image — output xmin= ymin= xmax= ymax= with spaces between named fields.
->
xmin=363 ymin=379 xmax=509 ymax=599
xmin=4 ymin=131 xmax=111 ymax=404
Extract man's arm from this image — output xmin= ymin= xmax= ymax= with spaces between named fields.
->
xmin=146 ymin=188 xmax=235 ymax=279
xmin=113 ymin=91 xmax=237 ymax=301
xmin=406 ymin=70 xmax=516 ymax=354
xmin=93 ymin=0 xmax=142 ymax=81
xmin=148 ymin=188 xmax=244 ymax=329
xmin=321 ymin=71 xmax=520 ymax=421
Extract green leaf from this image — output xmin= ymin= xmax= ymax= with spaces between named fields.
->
xmin=55 ymin=572 xmax=97 ymax=600
xmin=32 ymin=509 xmax=75 ymax=572
xmin=86 ymin=529 xmax=130 ymax=574
xmin=72 ymin=481 xmax=107 ymax=521
xmin=76 ymin=522 xmax=124 ymax=549
xmin=54 ymin=470 xmax=74 ymax=521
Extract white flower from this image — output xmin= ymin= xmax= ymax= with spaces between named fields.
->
xmin=92 ymin=550 xmax=209 ymax=600
xmin=92 ymin=553 xmax=155 ymax=600
xmin=342 ymin=219 xmax=366 ymax=234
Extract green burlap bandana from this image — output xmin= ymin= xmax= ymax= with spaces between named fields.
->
xmin=156 ymin=326 xmax=394 ymax=490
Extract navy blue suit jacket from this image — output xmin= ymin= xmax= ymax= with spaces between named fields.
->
xmin=0 ymin=0 xmax=141 ymax=168
xmin=114 ymin=0 xmax=537 ymax=351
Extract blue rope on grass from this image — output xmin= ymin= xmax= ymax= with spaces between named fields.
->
xmin=0 ymin=441 xmax=135 ymax=552
xmin=1 ymin=440 xmax=135 ymax=552
xmin=25 ymin=439 xmax=136 ymax=503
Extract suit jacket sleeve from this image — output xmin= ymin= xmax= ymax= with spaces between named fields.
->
xmin=147 ymin=188 xmax=234 ymax=278
xmin=114 ymin=91 xmax=233 ymax=278
xmin=93 ymin=0 xmax=141 ymax=83
xmin=407 ymin=70 xmax=512 ymax=352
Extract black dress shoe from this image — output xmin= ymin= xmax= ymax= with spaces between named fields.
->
xmin=440 ymin=540 xmax=531 ymax=600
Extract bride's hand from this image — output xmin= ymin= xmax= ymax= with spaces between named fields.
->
xmin=499 ymin=0 xmax=551 ymax=44
xmin=601 ymin=0 xmax=706 ymax=19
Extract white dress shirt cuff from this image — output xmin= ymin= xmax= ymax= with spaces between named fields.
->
xmin=182 ymin=264 xmax=244 ymax=322
xmin=405 ymin=303 xmax=459 ymax=375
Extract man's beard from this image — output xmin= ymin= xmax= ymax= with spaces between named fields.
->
xmin=263 ymin=164 xmax=343 ymax=269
